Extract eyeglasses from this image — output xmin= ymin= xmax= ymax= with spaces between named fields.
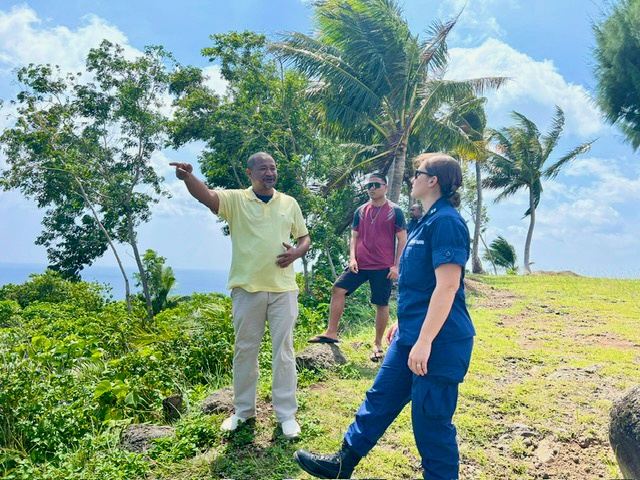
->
xmin=414 ymin=169 xmax=433 ymax=179
xmin=365 ymin=182 xmax=385 ymax=190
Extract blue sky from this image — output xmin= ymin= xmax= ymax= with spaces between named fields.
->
xmin=1 ymin=0 xmax=639 ymax=280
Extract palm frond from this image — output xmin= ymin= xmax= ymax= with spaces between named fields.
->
xmin=543 ymin=140 xmax=594 ymax=179
xmin=324 ymin=143 xmax=392 ymax=192
xmin=540 ymin=105 xmax=565 ymax=159
xmin=485 ymin=235 xmax=518 ymax=270
xmin=271 ymin=33 xmax=382 ymax=112
xmin=523 ymin=179 xmax=543 ymax=217
xmin=419 ymin=16 xmax=459 ymax=74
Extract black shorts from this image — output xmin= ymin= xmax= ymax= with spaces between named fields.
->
xmin=334 ymin=267 xmax=392 ymax=306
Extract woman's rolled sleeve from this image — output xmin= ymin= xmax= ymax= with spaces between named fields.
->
xmin=430 ymin=217 xmax=469 ymax=269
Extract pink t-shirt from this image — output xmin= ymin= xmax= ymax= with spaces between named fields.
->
xmin=353 ymin=201 xmax=406 ymax=269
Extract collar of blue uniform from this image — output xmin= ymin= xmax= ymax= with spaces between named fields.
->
xmin=423 ymin=196 xmax=450 ymax=218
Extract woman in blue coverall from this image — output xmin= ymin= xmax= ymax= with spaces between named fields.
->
xmin=294 ymin=152 xmax=475 ymax=480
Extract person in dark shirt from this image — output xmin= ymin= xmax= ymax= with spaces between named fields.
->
xmin=406 ymin=203 xmax=424 ymax=236
xmin=309 ymin=172 xmax=407 ymax=362
xmin=294 ymin=153 xmax=475 ymax=480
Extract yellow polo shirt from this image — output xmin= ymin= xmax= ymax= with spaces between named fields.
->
xmin=216 ymin=187 xmax=309 ymax=292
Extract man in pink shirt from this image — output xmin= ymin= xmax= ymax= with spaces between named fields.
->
xmin=309 ymin=173 xmax=407 ymax=361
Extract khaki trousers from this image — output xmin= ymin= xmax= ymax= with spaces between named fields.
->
xmin=230 ymin=288 xmax=298 ymax=422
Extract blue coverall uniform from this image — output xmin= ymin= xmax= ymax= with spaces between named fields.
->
xmin=344 ymin=196 xmax=476 ymax=480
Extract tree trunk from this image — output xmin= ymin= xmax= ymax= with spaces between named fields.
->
xmin=524 ymin=189 xmax=536 ymax=274
xmin=388 ymin=145 xmax=407 ymax=203
xmin=127 ymin=214 xmax=153 ymax=319
xmin=302 ymin=255 xmax=311 ymax=297
xmin=479 ymin=232 xmax=498 ymax=275
xmin=472 ymin=161 xmax=485 ymax=274
xmin=73 ymin=175 xmax=132 ymax=314
xmin=325 ymin=245 xmax=338 ymax=281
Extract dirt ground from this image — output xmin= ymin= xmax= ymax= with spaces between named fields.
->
xmin=462 ymin=278 xmax=628 ymax=480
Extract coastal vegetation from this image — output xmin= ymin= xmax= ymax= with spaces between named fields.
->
xmin=1 ymin=271 xmax=637 ymax=479
xmin=1 ymin=0 xmax=639 ymax=478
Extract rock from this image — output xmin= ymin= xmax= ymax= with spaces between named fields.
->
xmin=577 ymin=434 xmax=595 ymax=448
xmin=550 ymin=364 xmax=602 ymax=380
xmin=609 ymin=384 xmax=640 ymax=480
xmin=162 ymin=394 xmax=184 ymax=421
xmin=507 ymin=423 xmax=537 ymax=438
xmin=201 ymin=386 xmax=234 ymax=415
xmin=296 ymin=343 xmax=347 ymax=371
xmin=534 ymin=438 xmax=556 ymax=464
xmin=583 ymin=364 xmax=600 ymax=374
xmin=121 ymin=424 xmax=174 ymax=452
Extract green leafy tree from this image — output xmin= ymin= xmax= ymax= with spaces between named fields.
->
xmin=0 ymin=41 xmax=176 ymax=316
xmin=272 ymin=0 xmax=506 ymax=202
xmin=483 ymin=235 xmax=517 ymax=273
xmin=133 ymin=249 xmax=177 ymax=315
xmin=592 ymin=0 xmax=640 ymax=150
xmin=484 ymin=107 xmax=593 ymax=274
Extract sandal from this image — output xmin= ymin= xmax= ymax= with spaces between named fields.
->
xmin=308 ymin=335 xmax=339 ymax=344
xmin=370 ymin=348 xmax=384 ymax=363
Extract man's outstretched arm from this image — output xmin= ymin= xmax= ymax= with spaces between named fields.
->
xmin=169 ymin=162 xmax=220 ymax=214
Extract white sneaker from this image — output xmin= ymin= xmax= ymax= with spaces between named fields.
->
xmin=281 ymin=419 xmax=301 ymax=439
xmin=221 ymin=414 xmax=247 ymax=432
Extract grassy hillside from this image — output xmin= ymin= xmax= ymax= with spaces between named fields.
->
xmin=1 ymin=273 xmax=637 ymax=479
xmin=151 ymin=274 xmax=639 ymax=479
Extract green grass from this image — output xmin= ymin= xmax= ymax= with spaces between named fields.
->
xmin=144 ymin=274 xmax=639 ymax=479
xmin=3 ymin=274 xmax=638 ymax=479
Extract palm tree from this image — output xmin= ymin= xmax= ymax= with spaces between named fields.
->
xmin=450 ymin=95 xmax=489 ymax=274
xmin=484 ymin=235 xmax=518 ymax=273
xmin=592 ymin=0 xmax=640 ymax=151
xmin=271 ymin=0 xmax=505 ymax=202
xmin=484 ymin=107 xmax=593 ymax=274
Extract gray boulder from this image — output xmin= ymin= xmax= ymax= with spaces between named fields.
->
xmin=610 ymin=384 xmax=640 ymax=479
xmin=162 ymin=393 xmax=184 ymax=421
xmin=201 ymin=386 xmax=234 ymax=415
xmin=296 ymin=343 xmax=347 ymax=371
xmin=121 ymin=424 xmax=174 ymax=452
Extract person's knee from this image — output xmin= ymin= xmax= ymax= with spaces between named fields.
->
xmin=332 ymin=286 xmax=348 ymax=297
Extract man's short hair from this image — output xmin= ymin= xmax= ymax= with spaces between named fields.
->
xmin=368 ymin=172 xmax=388 ymax=184
xmin=247 ymin=152 xmax=274 ymax=169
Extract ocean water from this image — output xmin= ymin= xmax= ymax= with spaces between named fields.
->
xmin=0 ymin=262 xmax=229 ymax=300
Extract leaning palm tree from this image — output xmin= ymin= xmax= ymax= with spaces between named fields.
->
xmin=484 ymin=235 xmax=518 ymax=273
xmin=484 ymin=107 xmax=594 ymax=274
xmin=271 ymin=0 xmax=506 ymax=202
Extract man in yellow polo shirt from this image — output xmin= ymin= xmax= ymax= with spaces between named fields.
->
xmin=170 ymin=152 xmax=311 ymax=439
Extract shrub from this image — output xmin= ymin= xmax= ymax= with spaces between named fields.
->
xmin=0 ymin=299 xmax=21 ymax=327
xmin=0 ymin=270 xmax=105 ymax=311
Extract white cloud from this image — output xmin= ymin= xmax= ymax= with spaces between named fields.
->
xmin=202 ymin=65 xmax=228 ymax=95
xmin=0 ymin=5 xmax=136 ymax=75
xmin=538 ymin=198 xmax=620 ymax=230
xmin=436 ymin=0 xmax=512 ymax=44
xmin=447 ymin=38 xmax=604 ymax=137
xmin=563 ymin=156 xmax=640 ymax=204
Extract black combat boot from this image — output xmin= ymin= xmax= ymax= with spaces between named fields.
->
xmin=294 ymin=440 xmax=362 ymax=479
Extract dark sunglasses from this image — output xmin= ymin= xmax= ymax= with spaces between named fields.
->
xmin=414 ymin=169 xmax=434 ymax=179
xmin=365 ymin=182 xmax=385 ymax=190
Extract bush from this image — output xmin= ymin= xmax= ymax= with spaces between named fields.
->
xmin=0 ymin=270 xmax=105 ymax=311
xmin=0 ymin=300 xmax=21 ymax=327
